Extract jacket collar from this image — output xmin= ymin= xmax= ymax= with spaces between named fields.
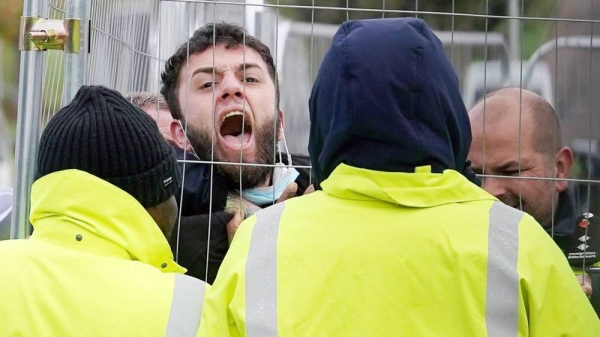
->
xmin=29 ymin=169 xmax=185 ymax=273
xmin=321 ymin=164 xmax=494 ymax=207
xmin=545 ymin=188 xmax=577 ymax=237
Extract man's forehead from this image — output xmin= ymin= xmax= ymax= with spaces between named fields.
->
xmin=469 ymin=132 xmax=542 ymax=172
xmin=184 ymin=44 xmax=268 ymax=73
xmin=471 ymin=96 xmax=534 ymax=123
xmin=470 ymin=153 xmax=526 ymax=170
xmin=471 ymin=104 xmax=536 ymax=140
xmin=470 ymin=126 xmax=536 ymax=155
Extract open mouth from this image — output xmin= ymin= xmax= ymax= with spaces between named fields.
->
xmin=220 ymin=111 xmax=252 ymax=147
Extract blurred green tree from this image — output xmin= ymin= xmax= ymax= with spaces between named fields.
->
xmin=0 ymin=0 xmax=23 ymax=124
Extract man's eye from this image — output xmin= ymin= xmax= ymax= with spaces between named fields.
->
xmin=243 ymin=77 xmax=257 ymax=83
xmin=502 ymin=170 xmax=521 ymax=176
xmin=201 ymin=82 xmax=214 ymax=89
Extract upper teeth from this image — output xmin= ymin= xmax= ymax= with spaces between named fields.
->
xmin=221 ymin=111 xmax=244 ymax=125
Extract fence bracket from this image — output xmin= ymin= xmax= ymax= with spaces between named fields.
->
xmin=19 ymin=16 xmax=80 ymax=53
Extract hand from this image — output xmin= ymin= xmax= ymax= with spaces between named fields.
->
xmin=226 ymin=209 xmax=243 ymax=245
xmin=577 ymin=273 xmax=593 ymax=299
xmin=582 ymin=282 xmax=593 ymax=299
xmin=224 ymin=191 xmax=261 ymax=217
xmin=276 ymin=183 xmax=315 ymax=203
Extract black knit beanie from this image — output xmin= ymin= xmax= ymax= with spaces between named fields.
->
xmin=36 ymin=85 xmax=181 ymax=209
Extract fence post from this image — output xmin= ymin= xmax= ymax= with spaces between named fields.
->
xmin=10 ymin=0 xmax=48 ymax=239
xmin=63 ymin=0 xmax=90 ymax=104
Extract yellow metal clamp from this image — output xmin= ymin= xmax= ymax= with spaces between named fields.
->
xmin=18 ymin=16 xmax=80 ymax=53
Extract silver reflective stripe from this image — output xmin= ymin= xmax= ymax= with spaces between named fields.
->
xmin=486 ymin=201 xmax=523 ymax=337
xmin=245 ymin=202 xmax=285 ymax=337
xmin=165 ymin=274 xmax=206 ymax=337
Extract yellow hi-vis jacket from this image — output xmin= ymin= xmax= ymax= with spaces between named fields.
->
xmin=200 ymin=164 xmax=600 ymax=337
xmin=0 ymin=170 xmax=207 ymax=337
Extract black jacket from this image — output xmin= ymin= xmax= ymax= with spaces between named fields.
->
xmin=550 ymin=188 xmax=600 ymax=268
xmin=170 ymin=148 xmax=313 ymax=283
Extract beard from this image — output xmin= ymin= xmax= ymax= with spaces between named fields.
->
xmin=186 ymin=118 xmax=279 ymax=189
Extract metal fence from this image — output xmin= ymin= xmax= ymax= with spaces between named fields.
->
xmin=9 ymin=1 xmax=600 ymax=265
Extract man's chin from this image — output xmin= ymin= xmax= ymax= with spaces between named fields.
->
xmin=217 ymin=160 xmax=271 ymax=189
xmin=497 ymin=197 xmax=520 ymax=210
xmin=502 ymin=202 xmax=529 ymax=215
xmin=218 ymin=151 xmax=257 ymax=165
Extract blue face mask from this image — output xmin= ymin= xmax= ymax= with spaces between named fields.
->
xmin=241 ymin=163 xmax=300 ymax=206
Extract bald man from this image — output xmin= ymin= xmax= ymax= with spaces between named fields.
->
xmin=468 ymin=87 xmax=597 ymax=298
xmin=126 ymin=92 xmax=177 ymax=147
xmin=469 ymin=87 xmax=572 ymax=228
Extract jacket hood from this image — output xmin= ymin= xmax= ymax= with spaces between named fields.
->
xmin=322 ymin=164 xmax=495 ymax=207
xmin=308 ymin=18 xmax=473 ymax=185
xmin=29 ymin=169 xmax=185 ymax=273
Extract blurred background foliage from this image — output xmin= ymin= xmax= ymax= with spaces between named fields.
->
xmin=1 ymin=0 xmax=23 ymax=130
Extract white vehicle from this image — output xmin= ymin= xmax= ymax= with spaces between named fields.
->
xmin=0 ymin=186 xmax=12 ymax=240
xmin=0 ymin=111 xmax=13 ymax=188
xmin=461 ymin=59 xmax=555 ymax=110
xmin=0 ymin=111 xmax=13 ymax=240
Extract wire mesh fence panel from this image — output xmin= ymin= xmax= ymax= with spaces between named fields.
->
xmin=13 ymin=0 xmax=600 ymax=319
xmin=43 ymin=0 xmax=66 ymax=125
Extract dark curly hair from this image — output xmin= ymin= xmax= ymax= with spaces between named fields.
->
xmin=161 ymin=22 xmax=279 ymax=121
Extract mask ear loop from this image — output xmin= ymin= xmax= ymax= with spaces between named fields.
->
xmin=179 ymin=120 xmax=202 ymax=160
xmin=279 ymin=124 xmax=293 ymax=166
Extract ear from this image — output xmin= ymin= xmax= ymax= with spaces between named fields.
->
xmin=170 ymin=119 xmax=193 ymax=152
xmin=554 ymin=146 xmax=574 ymax=193
xmin=276 ymin=108 xmax=285 ymax=142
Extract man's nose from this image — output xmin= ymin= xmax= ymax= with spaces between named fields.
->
xmin=481 ymin=176 xmax=508 ymax=198
xmin=219 ymin=74 xmax=244 ymax=101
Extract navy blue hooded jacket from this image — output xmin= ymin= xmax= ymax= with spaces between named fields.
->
xmin=309 ymin=18 xmax=478 ymax=186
